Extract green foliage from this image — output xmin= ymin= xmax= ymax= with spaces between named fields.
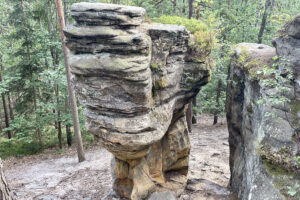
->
xmin=256 ymin=57 xmax=293 ymax=120
xmin=0 ymin=0 xmax=300 ymax=158
xmin=154 ymin=15 xmax=216 ymax=62
xmin=154 ymin=15 xmax=209 ymax=33
xmin=0 ymin=138 xmax=42 ymax=159
xmin=287 ymin=184 xmax=299 ymax=197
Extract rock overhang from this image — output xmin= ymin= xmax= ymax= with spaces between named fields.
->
xmin=64 ymin=2 xmax=212 ymax=199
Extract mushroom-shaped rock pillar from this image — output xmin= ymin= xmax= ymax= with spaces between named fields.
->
xmin=64 ymin=3 xmax=211 ymax=199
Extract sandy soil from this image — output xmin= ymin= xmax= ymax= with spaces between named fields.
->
xmin=3 ymin=115 xmax=231 ymax=200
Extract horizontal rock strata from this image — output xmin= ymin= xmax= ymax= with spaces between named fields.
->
xmin=65 ymin=3 xmax=211 ymax=200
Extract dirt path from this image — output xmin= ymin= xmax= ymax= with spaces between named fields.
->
xmin=3 ymin=115 xmax=231 ymax=200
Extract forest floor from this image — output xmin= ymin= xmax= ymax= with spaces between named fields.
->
xmin=3 ymin=115 xmax=234 ymax=200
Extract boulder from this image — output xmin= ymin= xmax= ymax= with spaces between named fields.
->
xmin=65 ymin=3 xmax=211 ymax=200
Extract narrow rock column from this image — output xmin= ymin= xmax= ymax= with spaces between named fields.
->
xmin=227 ymin=39 xmax=300 ymax=199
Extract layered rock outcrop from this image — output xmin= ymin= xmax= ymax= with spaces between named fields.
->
xmin=227 ymin=15 xmax=300 ymax=200
xmin=64 ymin=3 xmax=210 ymax=199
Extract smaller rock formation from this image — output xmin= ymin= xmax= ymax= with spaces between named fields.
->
xmin=227 ymin=14 xmax=300 ymax=200
xmin=0 ymin=159 xmax=12 ymax=200
xmin=64 ymin=3 xmax=211 ymax=199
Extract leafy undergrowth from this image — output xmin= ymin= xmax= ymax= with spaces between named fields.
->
xmin=0 ymin=132 xmax=95 ymax=159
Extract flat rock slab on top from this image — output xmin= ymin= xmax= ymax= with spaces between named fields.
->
xmin=70 ymin=2 xmax=146 ymax=26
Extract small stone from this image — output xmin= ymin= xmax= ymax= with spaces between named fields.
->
xmin=148 ymin=191 xmax=176 ymax=200
xmin=180 ymin=194 xmax=190 ymax=200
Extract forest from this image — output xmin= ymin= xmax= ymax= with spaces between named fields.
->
xmin=0 ymin=0 xmax=300 ymax=199
xmin=0 ymin=0 xmax=298 ymax=159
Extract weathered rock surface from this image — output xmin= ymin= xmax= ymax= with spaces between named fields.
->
xmin=227 ymin=14 xmax=300 ymax=200
xmin=65 ymin=3 xmax=211 ymax=200
xmin=148 ymin=191 xmax=176 ymax=200
xmin=0 ymin=158 xmax=12 ymax=200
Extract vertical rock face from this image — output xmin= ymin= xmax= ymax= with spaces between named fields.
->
xmin=64 ymin=3 xmax=211 ymax=199
xmin=227 ymin=14 xmax=300 ymax=200
xmin=0 ymin=159 xmax=12 ymax=200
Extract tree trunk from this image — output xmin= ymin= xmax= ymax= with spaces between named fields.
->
xmin=0 ymin=64 xmax=11 ymax=139
xmin=195 ymin=2 xmax=200 ymax=20
xmin=55 ymin=0 xmax=86 ymax=162
xmin=46 ymin=0 xmax=63 ymax=148
xmin=63 ymin=0 xmax=69 ymax=25
xmin=213 ymin=79 xmax=222 ymax=125
xmin=66 ymin=124 xmax=72 ymax=147
xmin=33 ymin=88 xmax=43 ymax=147
xmin=186 ymin=103 xmax=192 ymax=132
xmin=172 ymin=0 xmax=177 ymax=13
xmin=65 ymin=99 xmax=72 ymax=147
xmin=192 ymin=97 xmax=197 ymax=124
xmin=7 ymin=93 xmax=14 ymax=121
xmin=188 ymin=0 xmax=194 ymax=19
xmin=227 ymin=0 xmax=231 ymax=9
xmin=55 ymin=85 xmax=63 ymax=149
xmin=258 ymin=0 xmax=271 ymax=44
xmin=0 ymin=159 xmax=12 ymax=200
xmin=182 ymin=0 xmax=186 ymax=14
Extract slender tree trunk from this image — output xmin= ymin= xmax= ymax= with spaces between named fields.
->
xmin=172 ymin=0 xmax=177 ymax=13
xmin=255 ymin=0 xmax=262 ymax=27
xmin=46 ymin=0 xmax=62 ymax=145
xmin=58 ymin=121 xmax=62 ymax=149
xmin=33 ymin=89 xmax=43 ymax=147
xmin=0 ymin=64 xmax=11 ymax=139
xmin=1 ymin=95 xmax=10 ymax=139
xmin=182 ymin=0 xmax=186 ymax=14
xmin=258 ymin=0 xmax=271 ymax=44
xmin=55 ymin=0 xmax=85 ymax=162
xmin=66 ymin=124 xmax=72 ymax=147
xmin=186 ymin=103 xmax=192 ymax=132
xmin=192 ymin=97 xmax=197 ymax=124
xmin=65 ymin=100 xmax=72 ymax=147
xmin=227 ymin=0 xmax=231 ymax=9
xmin=0 ymin=159 xmax=12 ymax=200
xmin=186 ymin=0 xmax=194 ymax=130
xmin=195 ymin=2 xmax=200 ymax=20
xmin=63 ymin=0 xmax=69 ymax=25
xmin=7 ymin=93 xmax=14 ymax=121
xmin=55 ymin=86 xmax=63 ymax=149
xmin=213 ymin=79 xmax=222 ymax=125
xmin=188 ymin=0 xmax=194 ymax=19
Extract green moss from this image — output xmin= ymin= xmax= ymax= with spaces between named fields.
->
xmin=263 ymin=159 xmax=293 ymax=176
xmin=153 ymin=77 xmax=167 ymax=91
xmin=186 ymin=77 xmax=195 ymax=84
xmin=153 ymin=15 xmax=216 ymax=65
xmin=150 ymin=63 xmax=163 ymax=72
xmin=259 ymin=144 xmax=296 ymax=173
xmin=290 ymin=99 xmax=300 ymax=127
xmin=262 ymin=155 xmax=300 ymax=199
xmin=153 ymin=15 xmax=209 ymax=34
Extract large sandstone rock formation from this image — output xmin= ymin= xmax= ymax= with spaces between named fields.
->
xmin=227 ymin=14 xmax=300 ymax=200
xmin=64 ymin=3 xmax=210 ymax=199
